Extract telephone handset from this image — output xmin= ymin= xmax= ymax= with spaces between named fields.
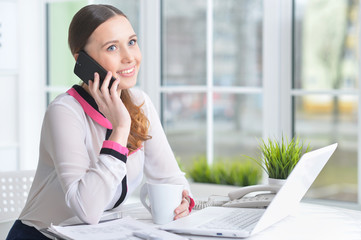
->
xmin=194 ymin=184 xmax=281 ymax=210
xmin=228 ymin=184 xmax=281 ymax=200
xmin=224 ymin=184 xmax=281 ymax=208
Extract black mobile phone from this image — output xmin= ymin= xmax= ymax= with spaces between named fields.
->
xmin=74 ymin=50 xmax=116 ymax=89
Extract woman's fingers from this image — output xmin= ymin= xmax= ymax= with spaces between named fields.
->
xmin=100 ymin=71 xmax=113 ymax=100
xmin=88 ymin=72 xmax=100 ymax=96
xmin=92 ymin=71 xmax=119 ymax=108
xmin=174 ymin=198 xmax=190 ymax=220
xmin=174 ymin=190 xmax=191 ymax=220
xmin=100 ymin=71 xmax=112 ymax=91
xmin=91 ymin=72 xmax=100 ymax=91
xmin=87 ymin=71 xmax=130 ymax=138
xmin=182 ymin=190 xmax=189 ymax=198
xmin=110 ymin=77 xmax=121 ymax=99
xmin=89 ymin=72 xmax=103 ymax=104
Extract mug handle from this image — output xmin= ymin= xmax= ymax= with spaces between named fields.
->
xmin=140 ymin=183 xmax=151 ymax=213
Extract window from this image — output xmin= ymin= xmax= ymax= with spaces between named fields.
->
xmin=294 ymin=0 xmax=359 ymax=203
xmin=161 ymin=0 xmax=263 ymax=168
xmin=161 ymin=0 xmax=360 ymax=205
xmin=46 ymin=0 xmax=140 ymax=103
xmin=10 ymin=0 xmax=359 ymax=207
xmin=46 ymin=1 xmax=87 ymax=102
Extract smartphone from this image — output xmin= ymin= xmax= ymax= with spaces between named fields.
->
xmin=74 ymin=50 xmax=116 ymax=89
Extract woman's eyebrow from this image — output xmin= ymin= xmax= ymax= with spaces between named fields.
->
xmin=102 ymin=40 xmax=119 ymax=48
xmin=102 ymin=34 xmax=138 ymax=48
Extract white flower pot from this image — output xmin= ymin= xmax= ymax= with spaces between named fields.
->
xmin=268 ymin=177 xmax=287 ymax=186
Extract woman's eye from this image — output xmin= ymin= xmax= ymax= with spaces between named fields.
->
xmin=129 ymin=39 xmax=137 ymax=46
xmin=107 ymin=45 xmax=117 ymax=51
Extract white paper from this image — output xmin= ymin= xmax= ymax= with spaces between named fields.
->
xmin=59 ymin=203 xmax=148 ymax=227
xmin=48 ymin=216 xmax=188 ymax=240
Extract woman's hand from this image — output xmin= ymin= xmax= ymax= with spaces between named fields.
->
xmin=174 ymin=190 xmax=191 ymax=220
xmin=88 ymin=71 xmax=131 ymax=146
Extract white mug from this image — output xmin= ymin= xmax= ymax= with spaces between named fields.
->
xmin=140 ymin=182 xmax=183 ymax=224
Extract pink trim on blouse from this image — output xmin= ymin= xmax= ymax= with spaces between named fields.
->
xmin=67 ymin=86 xmax=143 ymax=156
xmin=102 ymin=140 xmax=129 ymax=156
xmin=129 ymin=147 xmax=141 ymax=156
xmin=67 ymin=88 xmax=112 ymax=129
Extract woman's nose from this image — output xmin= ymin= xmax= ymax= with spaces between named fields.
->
xmin=120 ymin=48 xmax=134 ymax=63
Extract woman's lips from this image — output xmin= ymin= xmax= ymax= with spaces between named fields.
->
xmin=117 ymin=66 xmax=136 ymax=77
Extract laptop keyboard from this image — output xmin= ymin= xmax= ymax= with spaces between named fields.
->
xmin=199 ymin=208 xmax=264 ymax=230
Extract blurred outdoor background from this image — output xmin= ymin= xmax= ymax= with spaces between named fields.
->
xmin=0 ymin=0 xmax=359 ymax=206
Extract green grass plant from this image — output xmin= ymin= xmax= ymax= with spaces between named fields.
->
xmin=186 ymin=156 xmax=261 ymax=186
xmin=244 ymin=136 xmax=311 ymax=179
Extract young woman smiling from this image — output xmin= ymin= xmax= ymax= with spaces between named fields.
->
xmin=6 ymin=4 xmax=194 ymax=240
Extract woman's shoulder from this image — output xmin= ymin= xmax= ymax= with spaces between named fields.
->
xmin=46 ymin=92 xmax=84 ymax=116
xmin=129 ymin=88 xmax=151 ymax=105
xmin=128 ymin=88 xmax=158 ymax=122
xmin=49 ymin=92 xmax=80 ymax=106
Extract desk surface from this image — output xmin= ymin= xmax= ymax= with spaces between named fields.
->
xmin=120 ymin=201 xmax=361 ymax=240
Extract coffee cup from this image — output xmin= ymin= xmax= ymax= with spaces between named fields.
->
xmin=140 ymin=182 xmax=183 ymax=224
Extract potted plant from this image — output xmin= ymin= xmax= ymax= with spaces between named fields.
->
xmin=244 ymin=135 xmax=311 ymax=183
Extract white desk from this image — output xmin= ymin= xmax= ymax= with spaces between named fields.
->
xmin=121 ymin=201 xmax=361 ymax=240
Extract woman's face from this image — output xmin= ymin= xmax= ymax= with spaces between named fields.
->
xmin=84 ymin=15 xmax=141 ymax=90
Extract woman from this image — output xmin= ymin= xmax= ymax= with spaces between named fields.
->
xmin=7 ymin=4 xmax=194 ymax=240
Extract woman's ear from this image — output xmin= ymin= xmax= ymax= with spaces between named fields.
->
xmin=74 ymin=53 xmax=79 ymax=61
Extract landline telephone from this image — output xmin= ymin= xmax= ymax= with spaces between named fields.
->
xmin=194 ymin=184 xmax=281 ymax=210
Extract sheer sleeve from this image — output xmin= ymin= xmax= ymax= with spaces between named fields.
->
xmin=141 ymin=92 xmax=192 ymax=195
xmin=42 ymin=99 xmax=127 ymax=224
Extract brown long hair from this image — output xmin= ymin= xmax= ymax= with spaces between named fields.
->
xmin=68 ymin=4 xmax=151 ymax=153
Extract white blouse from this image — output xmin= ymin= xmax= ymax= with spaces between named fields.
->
xmin=19 ymin=85 xmax=192 ymax=231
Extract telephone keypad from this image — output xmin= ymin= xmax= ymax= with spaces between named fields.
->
xmin=222 ymin=194 xmax=275 ymax=208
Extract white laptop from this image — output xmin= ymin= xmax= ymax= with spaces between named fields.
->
xmin=161 ymin=143 xmax=338 ymax=238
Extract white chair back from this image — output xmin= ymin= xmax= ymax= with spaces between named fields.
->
xmin=0 ymin=170 xmax=35 ymax=223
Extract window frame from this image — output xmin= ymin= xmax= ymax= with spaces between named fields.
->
xmin=288 ymin=0 xmax=361 ymax=208
xmin=157 ymin=0 xmax=265 ymax=164
xmin=152 ymin=0 xmax=361 ymax=208
xmin=17 ymin=0 xmax=359 ymax=208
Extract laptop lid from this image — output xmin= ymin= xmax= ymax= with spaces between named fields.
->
xmin=251 ymin=143 xmax=338 ymax=234
xmin=161 ymin=143 xmax=337 ymax=238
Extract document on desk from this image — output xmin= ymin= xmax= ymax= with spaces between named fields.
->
xmin=48 ymin=216 xmax=188 ymax=240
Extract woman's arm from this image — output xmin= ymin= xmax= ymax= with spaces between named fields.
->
xmin=43 ymin=100 xmax=127 ymax=224
xmin=140 ymin=91 xmax=194 ymax=210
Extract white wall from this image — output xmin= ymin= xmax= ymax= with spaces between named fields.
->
xmin=17 ymin=0 xmax=46 ymax=170
xmin=0 ymin=1 xmax=19 ymax=170
xmin=0 ymin=74 xmax=18 ymax=170
xmin=0 ymin=0 xmax=46 ymax=171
